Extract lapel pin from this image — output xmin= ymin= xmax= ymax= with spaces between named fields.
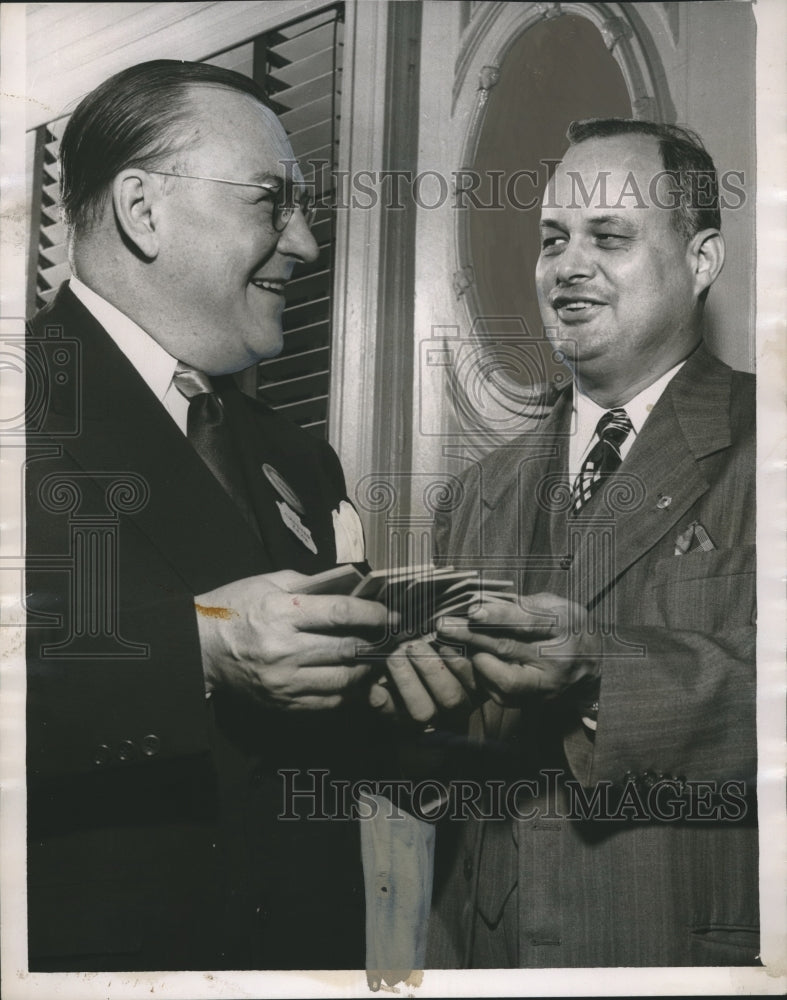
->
xmin=262 ymin=463 xmax=306 ymax=515
xmin=656 ymin=494 xmax=672 ymax=510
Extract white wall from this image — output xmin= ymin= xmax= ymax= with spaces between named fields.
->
xmin=630 ymin=0 xmax=757 ymax=371
xmin=25 ymin=1 xmax=335 ymax=128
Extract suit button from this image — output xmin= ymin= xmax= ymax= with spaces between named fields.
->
xmin=141 ymin=734 xmax=160 ymax=757
xmin=117 ymin=740 xmax=138 ymax=762
xmin=559 ymin=554 xmax=573 ymax=570
xmin=463 ymin=856 xmax=473 ymax=881
xmin=93 ymin=744 xmax=112 ymax=766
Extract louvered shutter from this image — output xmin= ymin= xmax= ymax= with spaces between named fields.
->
xmin=27 ymin=3 xmax=344 ymax=439
xmin=28 ymin=117 xmax=69 ymax=313
xmin=255 ymin=6 xmax=344 ymax=439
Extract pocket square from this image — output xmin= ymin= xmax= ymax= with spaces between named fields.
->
xmin=674 ymin=520 xmax=716 ymax=555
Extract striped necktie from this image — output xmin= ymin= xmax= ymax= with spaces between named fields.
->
xmin=173 ymin=364 xmax=259 ymax=535
xmin=571 ymin=407 xmax=633 ymax=515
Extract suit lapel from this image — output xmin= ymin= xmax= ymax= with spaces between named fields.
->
xmin=481 ymin=390 xmax=572 ymax=579
xmin=568 ymin=345 xmax=733 ymax=608
xmin=38 ymin=286 xmax=272 ymax=594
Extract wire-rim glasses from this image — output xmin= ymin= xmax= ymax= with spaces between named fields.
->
xmin=149 ymin=171 xmax=317 ymax=231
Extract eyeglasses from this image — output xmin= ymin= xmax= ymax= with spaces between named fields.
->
xmin=149 ymin=171 xmax=317 ymax=231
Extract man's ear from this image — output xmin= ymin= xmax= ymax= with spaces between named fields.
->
xmin=111 ymin=169 xmax=161 ymax=260
xmin=688 ymin=228 xmax=725 ymax=298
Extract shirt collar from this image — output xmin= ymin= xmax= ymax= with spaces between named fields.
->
xmin=574 ymin=358 xmax=687 ymax=437
xmin=69 ymin=276 xmax=179 ymax=403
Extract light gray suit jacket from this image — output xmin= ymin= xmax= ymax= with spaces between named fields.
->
xmin=428 ymin=343 xmax=757 ymax=967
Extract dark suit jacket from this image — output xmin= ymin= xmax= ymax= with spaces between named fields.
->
xmin=26 ymin=284 xmax=382 ymax=971
xmin=428 ymin=344 xmax=758 ymax=967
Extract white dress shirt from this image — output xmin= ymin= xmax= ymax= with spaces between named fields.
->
xmin=568 ymin=359 xmax=687 ymax=477
xmin=69 ymin=276 xmax=190 ymax=435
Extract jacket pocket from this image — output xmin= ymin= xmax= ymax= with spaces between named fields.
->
xmin=650 ymin=544 xmax=755 ymax=631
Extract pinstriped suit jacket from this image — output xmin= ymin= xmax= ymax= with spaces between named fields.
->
xmin=428 ymin=343 xmax=757 ymax=967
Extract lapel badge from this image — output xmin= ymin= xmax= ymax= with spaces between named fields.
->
xmin=263 ymin=463 xmax=305 ymax=515
xmin=277 ymin=501 xmax=318 ymax=554
xmin=656 ymin=494 xmax=672 ymax=510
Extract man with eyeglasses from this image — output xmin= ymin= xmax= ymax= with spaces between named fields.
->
xmin=26 ymin=60 xmax=392 ymax=972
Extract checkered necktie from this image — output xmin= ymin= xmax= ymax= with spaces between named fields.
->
xmin=571 ymin=407 xmax=633 ymax=515
xmin=173 ymin=364 xmax=259 ymax=535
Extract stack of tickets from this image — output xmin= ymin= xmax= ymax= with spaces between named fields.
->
xmin=295 ymin=563 xmax=515 ymax=641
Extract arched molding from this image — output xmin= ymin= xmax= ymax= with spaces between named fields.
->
xmin=454 ymin=2 xmax=668 ymax=124
xmin=449 ymin=1 xmax=672 ymax=439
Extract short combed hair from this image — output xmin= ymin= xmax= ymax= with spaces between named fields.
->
xmin=60 ymin=60 xmax=272 ymax=235
xmin=566 ymin=118 xmax=721 ymax=241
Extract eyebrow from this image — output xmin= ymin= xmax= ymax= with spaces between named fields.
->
xmin=539 ymin=214 xmax=637 ymax=230
xmin=586 ymin=214 xmax=636 ymax=227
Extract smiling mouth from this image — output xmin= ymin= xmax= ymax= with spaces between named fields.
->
xmin=251 ymin=278 xmax=287 ymax=295
xmin=552 ymin=294 xmax=603 ymax=308
xmin=551 ymin=296 xmax=605 ymax=318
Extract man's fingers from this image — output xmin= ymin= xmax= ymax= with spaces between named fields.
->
xmin=437 ymin=645 xmax=477 ymax=694
xmin=279 ymin=693 xmax=344 ymax=711
xmin=382 ymin=640 xmax=478 ymax=722
xmin=385 ymin=645 xmax=437 ymax=723
xmin=259 ymin=631 xmax=384 ymax=669
xmin=263 ymin=569 xmax=312 ymax=591
xmin=400 ymin=639 xmax=470 ymax=711
xmin=472 ymin=652 xmax=547 ymax=703
xmin=368 ymin=681 xmax=398 ymax=718
xmin=436 ymin=621 xmax=538 ymax=663
xmin=436 ymin=618 xmax=477 ymax=645
xmin=270 ymin=592 xmax=393 ymax=632
xmin=284 ymin=662 xmax=373 ymax=695
xmin=467 ymin=599 xmax=558 ymax=633
xmin=469 ymin=592 xmax=591 ymax=638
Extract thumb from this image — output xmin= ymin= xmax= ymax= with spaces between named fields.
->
xmin=368 ymin=681 xmax=396 ymax=716
xmin=265 ymin=569 xmax=312 ymax=592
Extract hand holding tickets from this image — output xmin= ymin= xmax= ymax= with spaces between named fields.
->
xmin=295 ymin=564 xmax=515 ymax=724
xmin=295 ymin=563 xmax=514 ymax=643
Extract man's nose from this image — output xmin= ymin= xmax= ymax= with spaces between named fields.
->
xmin=276 ymin=207 xmax=320 ymax=264
xmin=553 ymin=238 xmax=595 ymax=284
